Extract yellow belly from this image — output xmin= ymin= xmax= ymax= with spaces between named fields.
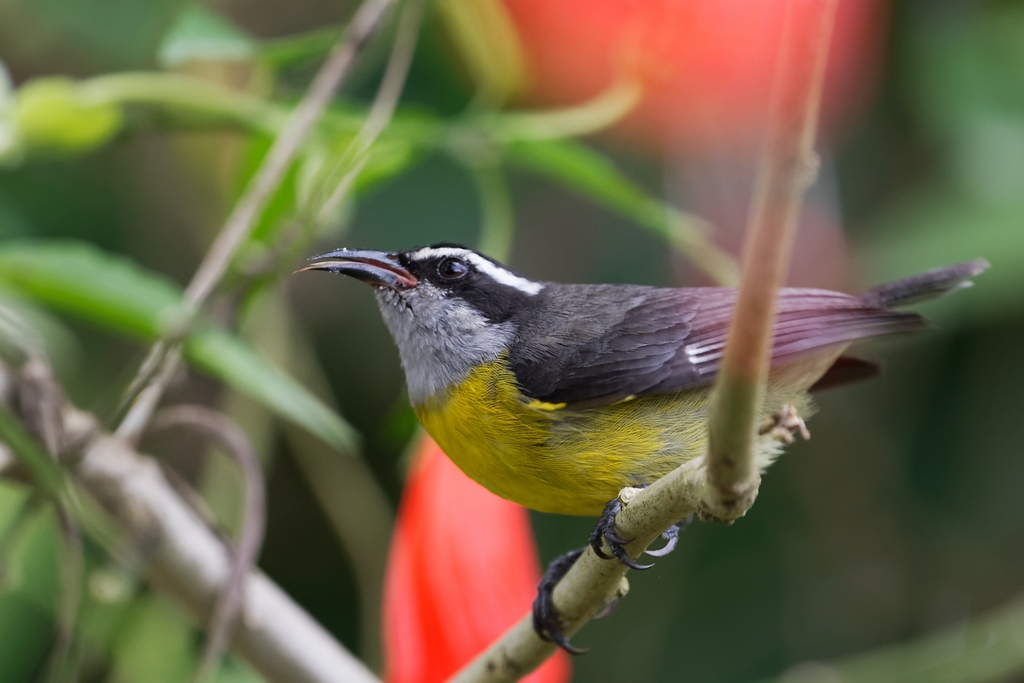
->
xmin=415 ymin=354 xmax=834 ymax=516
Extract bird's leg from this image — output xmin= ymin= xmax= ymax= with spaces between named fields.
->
xmin=645 ymin=513 xmax=694 ymax=557
xmin=533 ymin=548 xmax=587 ymax=654
xmin=590 ymin=489 xmax=693 ymax=567
xmin=590 ymin=496 xmax=653 ymax=569
xmin=533 ymin=499 xmax=695 ymax=654
xmin=759 ymin=403 xmax=811 ymax=444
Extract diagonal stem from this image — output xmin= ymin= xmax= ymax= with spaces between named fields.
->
xmin=151 ymin=405 xmax=267 ymax=683
xmin=314 ymin=0 xmax=427 ymax=225
xmin=114 ymin=0 xmax=397 ymax=445
xmin=705 ymin=0 xmax=837 ymax=501
xmin=448 ymin=1 xmax=839 ymax=680
xmin=0 ymin=359 xmax=380 ymax=683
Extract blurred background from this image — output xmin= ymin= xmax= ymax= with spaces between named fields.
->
xmin=1 ymin=0 xmax=1023 ymax=681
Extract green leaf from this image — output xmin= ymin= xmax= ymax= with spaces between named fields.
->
xmin=0 ymin=291 xmax=82 ymax=370
xmin=185 ymin=328 xmax=359 ymax=452
xmin=503 ymin=138 xmax=693 ymax=237
xmin=295 ymin=136 xmax=420 ymax=218
xmin=110 ymin=596 xmax=195 ymax=683
xmin=0 ymin=240 xmax=184 ymax=339
xmin=502 ymin=138 xmax=738 ymax=284
xmin=260 ymin=26 xmax=342 ymax=71
xmin=157 ymin=4 xmax=258 ymax=68
xmin=12 ymin=78 xmax=124 ymax=157
xmin=0 ymin=486 xmax=60 ymax=681
xmin=435 ymin=0 xmax=528 ymax=104
xmin=0 ymin=240 xmax=358 ymax=451
xmin=233 ymin=134 xmax=301 ymax=246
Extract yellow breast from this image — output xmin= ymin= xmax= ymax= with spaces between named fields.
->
xmin=415 ymin=356 xmax=718 ymax=515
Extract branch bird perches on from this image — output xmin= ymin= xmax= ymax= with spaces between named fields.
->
xmin=451 ymin=1 xmax=839 ymax=680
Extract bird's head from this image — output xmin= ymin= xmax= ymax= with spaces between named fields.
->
xmin=299 ymin=243 xmax=545 ymax=403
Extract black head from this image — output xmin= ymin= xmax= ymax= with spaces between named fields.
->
xmin=300 ymin=243 xmax=545 ymax=323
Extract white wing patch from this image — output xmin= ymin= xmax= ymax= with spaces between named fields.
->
xmin=407 ymin=246 xmax=544 ymax=296
xmin=684 ymin=342 xmax=725 ymax=365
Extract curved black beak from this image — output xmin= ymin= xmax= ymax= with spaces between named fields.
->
xmin=296 ymin=249 xmax=418 ymax=290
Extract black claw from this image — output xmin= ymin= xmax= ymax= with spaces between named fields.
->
xmin=646 ymin=512 xmax=694 ymax=558
xmin=644 ymin=525 xmax=678 ymax=558
xmin=533 ymin=508 xmax=695 ymax=653
xmin=533 ymin=548 xmax=588 ymax=654
xmin=589 ymin=497 xmax=652 ymax=570
xmin=592 ymin=596 xmax=620 ymax=620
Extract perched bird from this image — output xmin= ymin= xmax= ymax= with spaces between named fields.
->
xmin=301 ymin=244 xmax=987 ymax=648
xmin=302 ymin=244 xmax=986 ymax=513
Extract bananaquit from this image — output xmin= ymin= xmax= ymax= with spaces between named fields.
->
xmin=301 ymin=244 xmax=987 ymax=647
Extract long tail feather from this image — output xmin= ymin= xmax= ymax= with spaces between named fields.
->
xmin=859 ymin=259 xmax=990 ymax=309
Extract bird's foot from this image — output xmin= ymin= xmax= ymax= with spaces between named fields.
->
xmin=645 ymin=513 xmax=694 ymax=557
xmin=759 ymin=403 xmax=811 ymax=444
xmin=533 ymin=548 xmax=587 ymax=654
xmin=589 ymin=497 xmax=652 ymax=569
xmin=533 ymin=497 xmax=695 ymax=654
xmin=590 ymin=493 xmax=693 ymax=566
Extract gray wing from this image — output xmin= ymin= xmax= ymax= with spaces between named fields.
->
xmin=507 ymin=284 xmax=925 ymax=409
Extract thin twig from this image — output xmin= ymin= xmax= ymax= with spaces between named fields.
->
xmin=15 ymin=360 xmax=87 ymax=683
xmin=242 ymin=290 xmax=394 ymax=670
xmin=78 ymin=433 xmax=379 ymax=683
xmin=115 ymin=347 xmax=177 ymax=443
xmin=114 ymin=0 xmax=397 ymax=445
xmin=183 ymin=0 xmax=393 ymax=308
xmin=486 ymin=79 xmax=642 ymax=142
xmin=449 ymin=1 xmax=838 ymax=680
xmin=0 ymin=490 xmax=43 ymax=586
xmin=44 ymin=508 xmax=85 ymax=683
xmin=314 ymin=0 xmax=427 ymax=225
xmin=282 ymin=424 xmax=394 ymax=672
xmin=469 ymin=161 xmax=514 ymax=261
xmin=0 ymin=360 xmax=380 ymax=683
xmin=151 ymin=405 xmax=267 ymax=683
xmin=705 ymin=0 xmax=836 ymax=505
xmin=17 ymin=357 xmax=64 ymax=456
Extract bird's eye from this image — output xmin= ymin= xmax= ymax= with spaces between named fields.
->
xmin=437 ymin=257 xmax=469 ymax=280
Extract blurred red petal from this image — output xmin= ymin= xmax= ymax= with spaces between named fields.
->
xmin=384 ymin=435 xmax=570 ymax=683
xmin=503 ymin=0 xmax=885 ymax=150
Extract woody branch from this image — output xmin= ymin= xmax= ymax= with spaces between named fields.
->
xmin=0 ymin=358 xmax=381 ymax=683
xmin=450 ymin=0 xmax=838 ymax=680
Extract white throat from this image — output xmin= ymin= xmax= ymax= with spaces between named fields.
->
xmin=375 ymin=287 xmax=515 ymax=406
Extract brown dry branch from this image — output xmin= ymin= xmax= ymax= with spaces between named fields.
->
xmin=314 ymin=0 xmax=427 ymax=225
xmin=231 ymin=289 xmax=394 ymax=669
xmin=44 ymin=507 xmax=85 ymax=683
xmin=705 ymin=0 xmax=836 ymax=511
xmin=255 ymin=0 xmax=426 ymax=282
xmin=16 ymin=358 xmax=88 ymax=683
xmin=0 ymin=360 xmax=380 ymax=683
xmin=450 ymin=0 xmax=837 ymax=680
xmin=151 ymin=405 xmax=268 ymax=683
xmin=0 ymin=491 xmax=43 ymax=585
xmin=115 ymin=0 xmax=398 ymax=446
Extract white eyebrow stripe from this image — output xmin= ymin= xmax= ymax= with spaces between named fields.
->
xmin=409 ymin=246 xmax=469 ymax=260
xmin=465 ymin=254 xmax=544 ymax=295
xmin=408 ymin=247 xmax=544 ymax=296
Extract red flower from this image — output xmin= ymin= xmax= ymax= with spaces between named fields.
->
xmin=383 ymin=435 xmax=571 ymax=683
xmin=503 ymin=0 xmax=885 ymax=150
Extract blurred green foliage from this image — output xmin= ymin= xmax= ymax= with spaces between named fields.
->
xmin=0 ymin=0 xmax=1022 ymax=682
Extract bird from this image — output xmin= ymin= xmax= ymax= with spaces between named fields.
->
xmin=300 ymin=244 xmax=987 ymax=648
